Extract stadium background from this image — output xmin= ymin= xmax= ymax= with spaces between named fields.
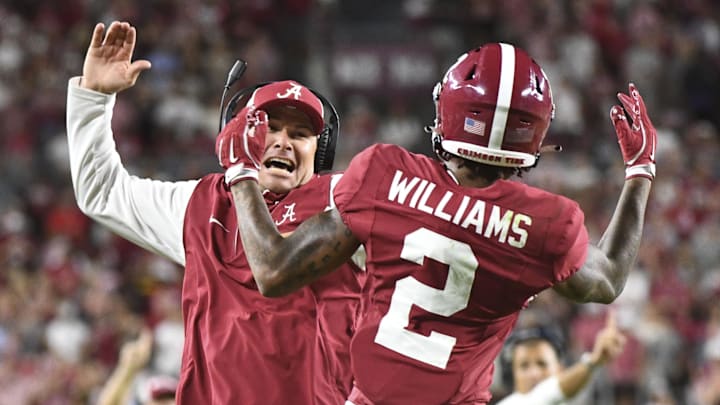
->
xmin=1 ymin=0 xmax=719 ymax=403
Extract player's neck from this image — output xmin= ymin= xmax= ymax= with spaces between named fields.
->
xmin=455 ymin=172 xmax=497 ymax=188
xmin=445 ymin=159 xmax=508 ymax=188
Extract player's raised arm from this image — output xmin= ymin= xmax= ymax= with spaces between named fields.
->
xmin=553 ymin=83 xmax=655 ymax=303
xmin=218 ymin=108 xmax=361 ymax=297
xmin=81 ymin=21 xmax=151 ymax=94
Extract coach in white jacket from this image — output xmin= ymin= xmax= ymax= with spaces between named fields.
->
xmin=66 ymin=21 xmax=362 ymax=405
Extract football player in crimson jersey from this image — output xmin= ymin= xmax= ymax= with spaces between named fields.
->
xmin=66 ymin=21 xmax=362 ymax=404
xmin=227 ymin=43 xmax=656 ymax=404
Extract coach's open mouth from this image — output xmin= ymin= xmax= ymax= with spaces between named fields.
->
xmin=264 ymin=157 xmax=295 ymax=173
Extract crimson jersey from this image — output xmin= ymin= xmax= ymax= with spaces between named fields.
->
xmin=333 ymin=144 xmax=588 ymax=405
xmin=312 ymin=257 xmax=366 ymax=405
xmin=179 ymin=173 xmax=361 ymax=404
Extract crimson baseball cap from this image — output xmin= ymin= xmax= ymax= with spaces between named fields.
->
xmin=245 ymin=80 xmax=325 ymax=135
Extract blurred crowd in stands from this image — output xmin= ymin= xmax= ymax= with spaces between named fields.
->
xmin=0 ymin=0 xmax=719 ymax=403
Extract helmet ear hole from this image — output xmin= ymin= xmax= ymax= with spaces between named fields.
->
xmin=532 ymin=72 xmax=544 ymax=95
xmin=464 ymin=64 xmax=478 ymax=81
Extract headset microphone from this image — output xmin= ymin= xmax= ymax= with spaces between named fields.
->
xmin=218 ymin=59 xmax=248 ymax=131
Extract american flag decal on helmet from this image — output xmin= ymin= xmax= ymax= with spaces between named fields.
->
xmin=463 ymin=117 xmax=486 ymax=136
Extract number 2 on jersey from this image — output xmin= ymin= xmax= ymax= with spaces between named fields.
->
xmin=374 ymin=228 xmax=478 ymax=369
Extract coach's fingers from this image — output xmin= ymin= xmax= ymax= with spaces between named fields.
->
xmin=89 ymin=23 xmax=105 ymax=50
xmin=123 ymin=24 xmax=138 ymax=53
xmin=102 ymin=21 xmax=124 ymax=47
xmin=128 ymin=59 xmax=152 ymax=80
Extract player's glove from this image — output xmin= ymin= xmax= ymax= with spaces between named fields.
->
xmin=215 ymin=107 xmax=268 ymax=185
xmin=610 ymin=83 xmax=656 ymax=180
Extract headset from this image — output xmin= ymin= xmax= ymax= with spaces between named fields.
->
xmin=217 ymin=60 xmax=340 ymax=173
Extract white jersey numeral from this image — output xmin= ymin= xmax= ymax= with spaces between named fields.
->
xmin=374 ymin=228 xmax=478 ymax=369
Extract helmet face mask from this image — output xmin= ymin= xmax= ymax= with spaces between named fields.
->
xmin=432 ymin=43 xmax=554 ymax=168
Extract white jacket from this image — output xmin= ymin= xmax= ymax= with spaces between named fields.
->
xmin=66 ymin=77 xmax=198 ymax=266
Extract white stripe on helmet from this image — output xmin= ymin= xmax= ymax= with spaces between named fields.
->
xmin=488 ymin=43 xmax=516 ymax=150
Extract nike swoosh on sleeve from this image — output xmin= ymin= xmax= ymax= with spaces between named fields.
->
xmin=229 ymin=138 xmax=239 ymax=163
xmin=209 ymin=216 xmax=230 ymax=232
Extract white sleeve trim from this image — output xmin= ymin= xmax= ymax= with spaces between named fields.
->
xmin=324 ymin=173 xmax=366 ymax=270
xmin=325 ymin=173 xmax=343 ymax=211
xmin=66 ymin=77 xmax=198 ymax=266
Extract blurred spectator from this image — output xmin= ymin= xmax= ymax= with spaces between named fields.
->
xmin=45 ymin=300 xmax=91 ymax=363
xmin=377 ymin=97 xmax=423 ymax=149
xmin=147 ymin=285 xmax=183 ymax=377
xmin=97 ymin=328 xmax=178 ymax=405
xmin=687 ymin=333 xmax=720 ymax=405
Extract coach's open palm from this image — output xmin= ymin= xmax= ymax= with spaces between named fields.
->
xmin=81 ymin=21 xmax=151 ymax=94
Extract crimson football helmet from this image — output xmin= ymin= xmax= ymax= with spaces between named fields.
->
xmin=431 ymin=43 xmax=555 ymax=168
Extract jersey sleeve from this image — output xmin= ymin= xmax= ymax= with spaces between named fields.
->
xmin=66 ymin=77 xmax=198 ymax=266
xmin=550 ymin=202 xmax=589 ymax=283
xmin=332 ymin=145 xmax=384 ymax=243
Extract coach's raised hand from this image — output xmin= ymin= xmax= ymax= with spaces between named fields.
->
xmin=216 ymin=107 xmax=268 ymax=185
xmin=81 ymin=21 xmax=152 ymax=94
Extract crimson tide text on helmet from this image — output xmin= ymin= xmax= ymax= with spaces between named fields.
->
xmin=431 ymin=43 xmax=555 ymax=168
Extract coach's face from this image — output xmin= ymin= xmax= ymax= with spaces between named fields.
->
xmin=511 ymin=340 xmax=561 ymax=394
xmin=259 ymin=106 xmax=318 ymax=194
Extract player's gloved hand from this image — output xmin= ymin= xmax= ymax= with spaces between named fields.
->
xmin=215 ymin=107 xmax=268 ymax=185
xmin=610 ymin=83 xmax=656 ymax=180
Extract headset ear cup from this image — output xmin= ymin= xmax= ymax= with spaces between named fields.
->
xmin=314 ymin=124 xmax=337 ymax=173
xmin=314 ymin=129 xmax=329 ymax=173
xmin=311 ymin=90 xmax=340 ymax=173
